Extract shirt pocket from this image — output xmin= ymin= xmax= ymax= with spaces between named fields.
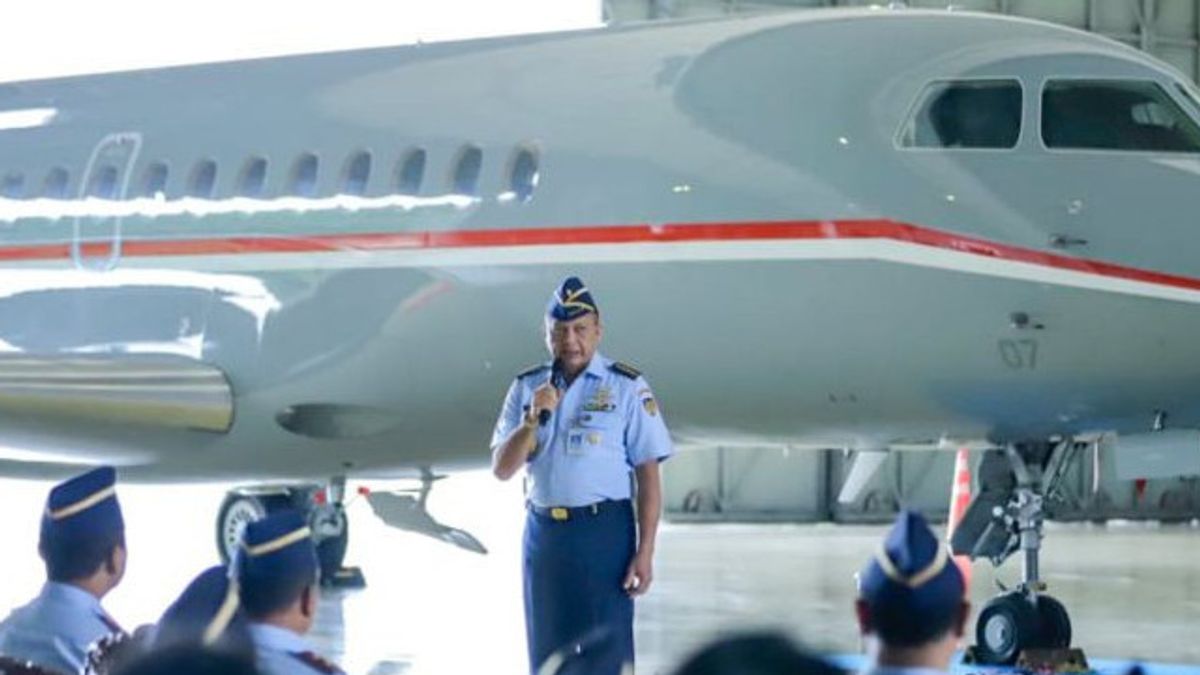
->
xmin=571 ymin=411 xmax=624 ymax=454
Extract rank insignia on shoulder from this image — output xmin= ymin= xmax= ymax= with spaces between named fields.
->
xmin=610 ymin=361 xmax=641 ymax=379
xmin=642 ymin=397 xmax=659 ymax=417
xmin=516 ymin=363 xmax=550 ymax=380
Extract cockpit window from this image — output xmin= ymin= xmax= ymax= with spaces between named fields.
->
xmin=1042 ymin=80 xmax=1200 ymax=152
xmin=899 ymin=79 xmax=1022 ymax=149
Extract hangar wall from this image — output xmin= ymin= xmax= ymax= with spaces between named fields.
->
xmin=663 ymin=446 xmax=1200 ymax=522
xmin=606 ymin=0 xmax=1200 ymax=84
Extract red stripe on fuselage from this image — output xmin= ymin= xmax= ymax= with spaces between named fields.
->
xmin=3 ymin=219 xmax=1199 ymax=293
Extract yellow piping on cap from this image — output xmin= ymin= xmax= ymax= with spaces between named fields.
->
xmin=48 ymin=486 xmax=116 ymax=521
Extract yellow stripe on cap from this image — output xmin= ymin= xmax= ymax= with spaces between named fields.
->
xmin=562 ymin=286 xmax=589 ymax=301
xmin=47 ymin=486 xmax=116 ymax=521
xmin=872 ymin=542 xmax=949 ymax=589
xmin=559 ymin=300 xmax=595 ymax=312
xmin=243 ymin=526 xmax=312 ymax=557
xmin=202 ymin=579 xmax=240 ymax=646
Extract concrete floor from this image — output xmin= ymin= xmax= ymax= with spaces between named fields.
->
xmin=0 ymin=477 xmax=1197 ymax=674
xmin=308 ymin=519 xmax=1200 ymax=674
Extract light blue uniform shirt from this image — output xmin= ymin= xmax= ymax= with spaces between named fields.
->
xmin=248 ymin=623 xmax=342 ymax=675
xmin=0 ymin=582 xmax=121 ymax=675
xmin=491 ymin=352 xmax=674 ymax=507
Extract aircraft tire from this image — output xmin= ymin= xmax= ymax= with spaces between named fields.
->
xmin=1033 ymin=595 xmax=1072 ymax=649
xmin=215 ymin=492 xmax=292 ymax=564
xmin=315 ymin=509 xmax=349 ymax=583
xmin=974 ymin=593 xmax=1039 ymax=665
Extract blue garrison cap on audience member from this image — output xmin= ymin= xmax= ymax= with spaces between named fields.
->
xmin=859 ymin=510 xmax=964 ymax=619
xmin=547 ymin=276 xmax=598 ymax=322
xmin=40 ymin=466 xmax=124 ymax=546
xmin=236 ymin=511 xmax=318 ymax=589
xmin=157 ymin=565 xmax=248 ymax=650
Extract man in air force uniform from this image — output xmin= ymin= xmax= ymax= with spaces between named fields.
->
xmin=0 ymin=466 xmax=127 ymax=675
xmin=855 ymin=510 xmax=970 ymax=675
xmin=491 ymin=276 xmax=674 ymax=674
xmin=237 ymin=511 xmax=343 ymax=675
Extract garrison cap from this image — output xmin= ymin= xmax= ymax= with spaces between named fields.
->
xmin=859 ymin=510 xmax=964 ymax=619
xmin=40 ymin=466 xmax=124 ymax=546
xmin=547 ymin=276 xmax=598 ymax=322
xmin=157 ymin=565 xmax=245 ymax=649
xmin=236 ymin=511 xmax=318 ymax=591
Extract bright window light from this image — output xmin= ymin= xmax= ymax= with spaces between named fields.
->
xmin=0 ymin=108 xmax=57 ymax=130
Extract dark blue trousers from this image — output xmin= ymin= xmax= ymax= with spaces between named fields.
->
xmin=523 ymin=500 xmax=635 ymax=675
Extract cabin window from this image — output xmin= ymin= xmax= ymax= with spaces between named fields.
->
xmin=510 ymin=148 xmax=539 ymax=202
xmin=88 ymin=165 xmax=120 ymax=200
xmin=289 ymin=153 xmax=319 ymax=197
xmin=396 ymin=149 xmax=425 ymax=195
xmin=43 ymin=168 xmax=68 ymax=199
xmin=141 ymin=162 xmax=169 ymax=198
xmin=452 ymin=145 xmax=482 ymax=196
xmin=1042 ymin=80 xmax=1200 ymax=152
xmin=899 ymin=79 xmax=1022 ymax=149
xmin=238 ymin=157 xmax=268 ymax=197
xmin=1 ymin=173 xmax=24 ymax=199
xmin=189 ymin=160 xmax=217 ymax=198
xmin=342 ymin=151 xmax=372 ymax=196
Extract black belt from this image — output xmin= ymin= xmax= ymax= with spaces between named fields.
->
xmin=527 ymin=499 xmax=630 ymax=521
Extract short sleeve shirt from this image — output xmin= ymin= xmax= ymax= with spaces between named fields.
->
xmin=0 ymin=582 xmax=121 ymax=675
xmin=491 ymin=353 xmax=673 ymax=507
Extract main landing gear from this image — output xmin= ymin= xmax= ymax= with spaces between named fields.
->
xmin=951 ymin=441 xmax=1083 ymax=665
xmin=216 ymin=476 xmax=363 ymax=588
xmin=215 ymin=469 xmax=487 ymax=588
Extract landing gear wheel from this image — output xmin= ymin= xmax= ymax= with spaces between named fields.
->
xmin=216 ymin=493 xmax=292 ymax=564
xmin=975 ymin=593 xmax=1039 ymax=665
xmin=313 ymin=507 xmax=349 ymax=583
xmin=1034 ymin=595 xmax=1072 ymax=649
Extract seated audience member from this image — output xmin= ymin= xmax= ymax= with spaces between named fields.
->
xmin=155 ymin=565 xmax=252 ymax=657
xmin=111 ymin=644 xmax=260 ymax=675
xmin=237 ymin=511 xmax=343 ymax=675
xmin=670 ymin=631 xmax=845 ymax=675
xmin=855 ymin=510 xmax=969 ymax=675
xmin=0 ymin=468 xmax=128 ymax=675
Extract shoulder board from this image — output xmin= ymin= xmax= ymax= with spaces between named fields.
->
xmin=609 ymin=361 xmax=642 ymax=379
xmin=290 ymin=651 xmax=344 ymax=675
xmin=96 ymin=611 xmax=125 ymax=635
xmin=516 ymin=363 xmax=550 ymax=380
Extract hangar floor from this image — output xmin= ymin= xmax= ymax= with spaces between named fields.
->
xmin=0 ymin=475 xmax=1197 ymax=674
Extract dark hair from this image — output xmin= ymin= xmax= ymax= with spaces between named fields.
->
xmin=671 ymin=632 xmax=845 ymax=675
xmin=238 ymin=573 xmax=313 ymax=620
xmin=39 ymin=529 xmax=125 ymax=582
xmin=865 ymin=597 xmax=962 ymax=647
xmin=113 ymin=644 xmax=260 ymax=675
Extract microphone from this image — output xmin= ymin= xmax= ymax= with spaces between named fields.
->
xmin=538 ymin=360 xmax=562 ymax=427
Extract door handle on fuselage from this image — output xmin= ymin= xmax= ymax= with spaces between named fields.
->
xmin=1048 ymin=234 xmax=1088 ymax=249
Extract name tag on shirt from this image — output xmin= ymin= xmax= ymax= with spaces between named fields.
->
xmin=567 ymin=428 xmax=604 ymax=455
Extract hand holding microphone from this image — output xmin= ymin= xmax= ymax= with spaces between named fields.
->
xmin=532 ymin=361 xmax=562 ymax=427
